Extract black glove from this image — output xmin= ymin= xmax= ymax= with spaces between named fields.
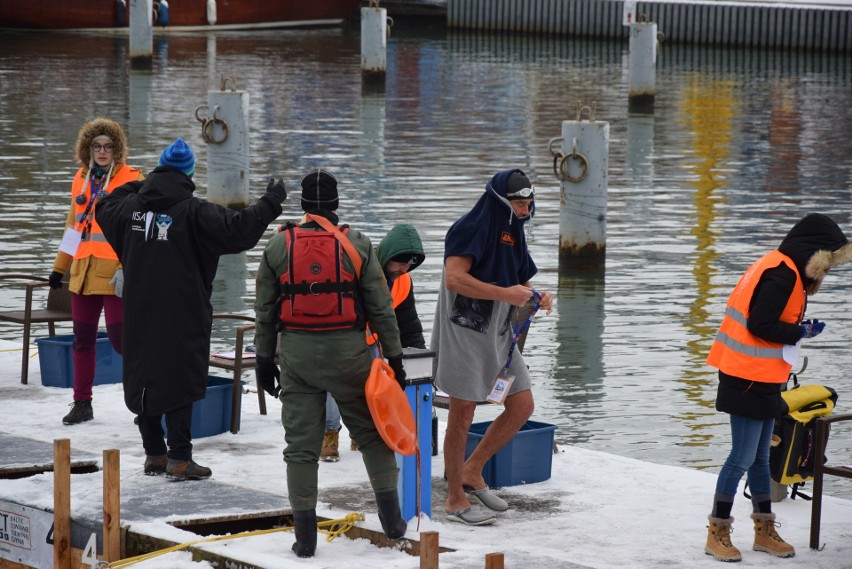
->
xmin=48 ymin=271 xmax=64 ymax=290
xmin=255 ymin=355 xmax=281 ymax=397
xmin=266 ymin=177 xmax=287 ymax=203
xmin=387 ymin=355 xmax=406 ymax=390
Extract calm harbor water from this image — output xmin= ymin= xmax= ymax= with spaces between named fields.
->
xmin=1 ymin=23 xmax=851 ymax=498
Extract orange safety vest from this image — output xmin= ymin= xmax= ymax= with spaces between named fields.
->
xmin=71 ymin=164 xmax=140 ymax=261
xmin=706 ymin=250 xmax=805 ymax=384
xmin=366 ymin=273 xmax=411 ymax=345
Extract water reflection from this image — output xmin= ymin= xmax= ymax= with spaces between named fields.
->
xmin=1 ymin=26 xmax=851 ymax=497
xmin=550 ymin=270 xmax=606 ymax=447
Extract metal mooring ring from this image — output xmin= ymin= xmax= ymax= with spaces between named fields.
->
xmin=560 ymin=151 xmax=590 ymax=183
xmin=202 ymin=117 xmax=229 ymax=144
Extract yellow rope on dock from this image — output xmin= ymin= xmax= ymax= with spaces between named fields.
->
xmin=103 ymin=512 xmax=365 ymax=568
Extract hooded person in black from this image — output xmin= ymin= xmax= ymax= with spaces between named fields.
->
xmin=97 ymin=138 xmax=286 ymax=480
xmin=704 ymin=213 xmax=852 ymax=561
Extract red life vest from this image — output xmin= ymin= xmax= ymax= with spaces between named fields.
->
xmin=278 ymin=225 xmax=362 ymax=331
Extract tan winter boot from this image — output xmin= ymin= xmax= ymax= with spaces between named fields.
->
xmin=320 ymin=431 xmax=340 ymax=462
xmin=705 ymin=516 xmax=742 ymax=562
xmin=752 ymin=512 xmax=795 ymax=558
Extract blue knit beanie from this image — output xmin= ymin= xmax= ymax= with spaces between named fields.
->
xmin=158 ymin=138 xmax=195 ymax=178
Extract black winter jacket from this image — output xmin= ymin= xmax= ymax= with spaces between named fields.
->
xmin=98 ymin=167 xmax=282 ymax=415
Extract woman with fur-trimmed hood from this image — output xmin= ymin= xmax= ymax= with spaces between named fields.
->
xmin=49 ymin=118 xmax=143 ymax=426
xmin=703 ymin=213 xmax=852 ymax=562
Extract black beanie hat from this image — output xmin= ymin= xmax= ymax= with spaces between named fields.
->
xmin=300 ymin=169 xmax=339 ymax=211
xmin=505 ymin=170 xmax=535 ymax=200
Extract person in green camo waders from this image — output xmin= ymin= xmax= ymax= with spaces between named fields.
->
xmin=253 ymin=169 xmax=408 ymax=557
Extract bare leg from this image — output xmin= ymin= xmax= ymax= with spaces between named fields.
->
xmin=444 ymin=397 xmax=477 ymax=513
xmin=461 ymin=390 xmax=534 ymax=490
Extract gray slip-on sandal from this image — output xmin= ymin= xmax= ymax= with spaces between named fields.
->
xmin=465 ymin=485 xmax=509 ymax=512
xmin=446 ymin=506 xmax=497 ymax=526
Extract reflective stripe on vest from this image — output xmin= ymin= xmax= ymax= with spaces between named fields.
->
xmin=366 ymin=273 xmax=411 ymax=345
xmin=71 ymin=164 xmax=140 ymax=261
xmin=706 ymin=250 xmax=805 ymax=383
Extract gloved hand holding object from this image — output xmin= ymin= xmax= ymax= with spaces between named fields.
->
xmin=255 ymin=355 xmax=281 ymax=397
xmin=48 ymin=271 xmax=64 ymax=290
xmin=800 ymin=318 xmax=826 ymax=339
xmin=266 ymin=177 xmax=287 ymax=203
xmin=387 ymin=354 xmax=407 ymax=390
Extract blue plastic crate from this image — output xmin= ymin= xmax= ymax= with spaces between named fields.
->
xmin=163 ymin=376 xmax=240 ymax=438
xmin=36 ymin=332 xmax=123 ymax=388
xmin=465 ymin=420 xmax=557 ymax=488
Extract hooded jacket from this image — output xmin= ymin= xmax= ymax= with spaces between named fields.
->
xmin=443 ymin=168 xmax=537 ymax=288
xmin=97 ymin=167 xmax=283 ymax=415
xmin=53 ymin=118 xmax=143 ymax=294
xmin=375 ymin=224 xmax=426 ymax=349
xmin=713 ymin=213 xmax=852 ymax=418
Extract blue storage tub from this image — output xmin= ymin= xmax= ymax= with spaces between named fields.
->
xmin=465 ymin=420 xmax=557 ymax=487
xmin=36 ymin=332 xmax=122 ymax=388
xmin=163 ymin=376 xmax=240 ymax=438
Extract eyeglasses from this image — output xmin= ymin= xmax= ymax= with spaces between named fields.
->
xmin=92 ymin=143 xmax=114 ymax=152
xmin=506 ymin=186 xmax=535 ymax=199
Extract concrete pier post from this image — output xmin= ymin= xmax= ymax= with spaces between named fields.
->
xmin=129 ymin=0 xmax=153 ymax=69
xmin=204 ymin=81 xmax=250 ymax=208
xmin=628 ymin=21 xmax=658 ymax=112
xmin=361 ymin=4 xmax=389 ymax=80
xmin=553 ymin=106 xmax=609 ymax=270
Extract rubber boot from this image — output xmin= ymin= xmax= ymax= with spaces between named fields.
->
xmin=705 ymin=516 xmax=742 ymax=562
xmin=375 ymin=490 xmax=407 ymax=539
xmin=752 ymin=512 xmax=795 ymax=558
xmin=291 ymin=509 xmax=317 ymax=558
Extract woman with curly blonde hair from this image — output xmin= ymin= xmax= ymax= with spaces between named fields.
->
xmin=49 ymin=118 xmax=143 ymax=425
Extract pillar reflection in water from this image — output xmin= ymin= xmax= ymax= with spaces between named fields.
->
xmin=212 ymin=251 xmax=250 ymax=337
xmin=625 ymin=113 xmax=654 ymax=187
xmin=678 ymin=76 xmax=736 ymax=463
xmin=357 ymin=81 xmax=387 ymax=218
xmin=128 ymin=68 xmax=153 ymax=131
xmin=550 ymin=269 xmax=606 ymax=446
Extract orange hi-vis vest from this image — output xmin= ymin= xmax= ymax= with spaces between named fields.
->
xmin=71 ymin=164 xmax=140 ymax=261
xmin=706 ymin=250 xmax=805 ymax=384
xmin=366 ymin=273 xmax=411 ymax=345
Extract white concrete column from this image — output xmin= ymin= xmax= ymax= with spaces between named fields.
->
xmin=361 ymin=6 xmax=388 ymax=78
xmin=557 ymin=116 xmax=609 ymax=269
xmin=129 ymin=0 xmax=153 ymax=68
xmin=628 ymin=22 xmax=657 ymax=99
xmin=205 ymin=88 xmax=250 ymax=208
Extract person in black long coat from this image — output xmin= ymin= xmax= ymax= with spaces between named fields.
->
xmin=98 ymin=138 xmax=286 ymax=480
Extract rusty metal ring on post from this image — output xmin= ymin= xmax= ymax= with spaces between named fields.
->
xmin=560 ymin=150 xmax=589 ymax=183
xmin=202 ymin=117 xmax=228 ymax=144
xmin=195 ymin=104 xmax=229 ymax=145
xmin=552 ymin=152 xmax=565 ymax=180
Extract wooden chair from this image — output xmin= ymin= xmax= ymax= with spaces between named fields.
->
xmin=208 ymin=314 xmax=267 ymax=434
xmin=809 ymin=413 xmax=852 ymax=549
xmin=0 ymin=273 xmax=73 ymax=385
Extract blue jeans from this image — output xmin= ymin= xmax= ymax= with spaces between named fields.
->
xmin=715 ymin=413 xmax=775 ymax=504
xmin=325 ymin=392 xmax=341 ymax=432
